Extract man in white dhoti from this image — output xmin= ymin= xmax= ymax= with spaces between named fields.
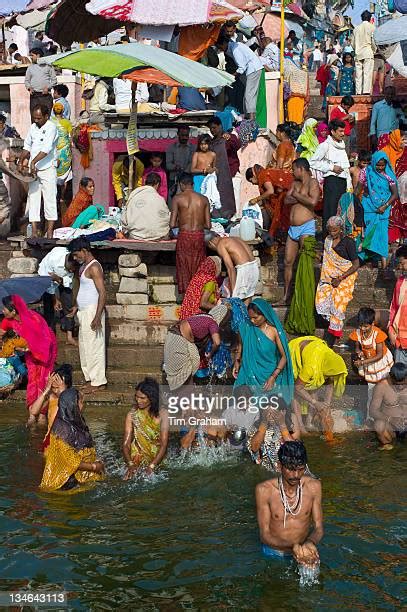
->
xmin=67 ymin=237 xmax=107 ymax=392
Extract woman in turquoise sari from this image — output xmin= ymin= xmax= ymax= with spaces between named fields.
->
xmin=233 ymin=298 xmax=294 ymax=406
xmin=356 ymin=151 xmax=399 ymax=268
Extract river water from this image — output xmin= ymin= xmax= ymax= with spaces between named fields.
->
xmin=0 ymin=405 xmax=405 ymax=610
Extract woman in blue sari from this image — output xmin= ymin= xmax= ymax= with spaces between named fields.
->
xmin=322 ymin=54 xmax=340 ymax=111
xmin=233 ymin=298 xmax=294 ymax=405
xmin=356 ymin=151 xmax=399 ymax=268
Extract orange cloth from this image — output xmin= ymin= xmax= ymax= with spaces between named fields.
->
xmin=381 ymin=129 xmax=403 ymax=171
xmin=179 ymin=24 xmax=222 ymax=61
xmin=257 ymin=166 xmax=293 ymax=237
xmin=287 ymin=96 xmax=306 ymax=124
xmin=271 ymin=140 xmax=296 ymax=170
xmin=62 ymin=186 xmax=93 ymax=227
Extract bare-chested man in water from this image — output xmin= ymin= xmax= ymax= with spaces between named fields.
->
xmin=256 ymin=440 xmax=323 ymax=566
xmin=369 ymin=362 xmax=407 ymax=451
xmin=206 ymin=233 xmax=259 ymax=303
xmin=282 ymin=158 xmax=320 ymax=303
xmin=170 ymin=173 xmax=211 ymax=296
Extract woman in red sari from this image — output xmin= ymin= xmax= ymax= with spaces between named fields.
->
xmin=1 ymin=295 xmax=57 ymax=425
xmin=179 ymin=256 xmax=222 ymax=320
xmin=391 ymin=145 xmax=407 ymax=243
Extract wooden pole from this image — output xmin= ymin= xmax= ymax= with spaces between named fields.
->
xmin=279 ymin=3 xmax=285 ymax=124
xmin=128 ymin=83 xmax=136 ymax=194
xmin=80 ymin=43 xmax=86 ymax=110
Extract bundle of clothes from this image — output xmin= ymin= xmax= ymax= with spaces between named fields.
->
xmin=0 ymin=330 xmax=27 ymax=389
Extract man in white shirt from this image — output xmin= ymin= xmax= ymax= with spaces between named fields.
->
xmin=38 ymin=246 xmax=77 ymax=346
xmin=216 ymin=35 xmax=263 ymax=119
xmin=122 ymin=173 xmax=170 ymax=241
xmin=309 ymin=119 xmax=350 ymax=233
xmin=18 ymin=105 xmax=58 ymax=238
xmin=352 ymin=10 xmax=376 ymax=95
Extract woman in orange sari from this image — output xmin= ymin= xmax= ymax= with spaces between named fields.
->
xmin=62 ymin=177 xmax=95 ymax=227
xmin=246 ymin=125 xmax=295 ymax=236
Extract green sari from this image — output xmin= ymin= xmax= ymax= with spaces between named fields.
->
xmin=234 ymin=298 xmax=294 ymax=405
xmin=285 ymin=236 xmax=316 ymax=336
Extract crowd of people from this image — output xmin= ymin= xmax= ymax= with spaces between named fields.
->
xmin=0 ymin=12 xmax=406 ymax=574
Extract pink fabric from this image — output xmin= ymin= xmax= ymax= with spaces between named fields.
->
xmin=1 ymin=295 xmax=57 ymax=409
xmin=142 ymin=166 xmax=168 ymax=201
xmin=130 ymin=0 xmax=211 ymax=25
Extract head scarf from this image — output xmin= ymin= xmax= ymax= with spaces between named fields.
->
xmin=250 ymin=298 xmax=294 ymax=403
xmin=53 ymin=102 xmax=64 ymax=116
xmin=327 ymin=53 xmax=339 ymax=66
xmin=297 ymin=118 xmax=319 ymax=160
xmin=51 ymin=388 xmax=94 ymax=450
xmin=316 ymin=122 xmax=329 ymax=143
xmin=366 ymin=151 xmax=397 ymax=209
xmin=327 ymin=215 xmax=345 ymax=228
xmin=381 ymin=129 xmax=403 ymax=171
xmin=179 ymin=257 xmax=221 ymax=320
xmin=9 ymin=295 xmax=56 ymax=365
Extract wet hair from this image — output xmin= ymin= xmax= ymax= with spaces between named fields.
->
xmin=197 ymin=134 xmax=212 ymax=152
xmin=136 ymin=377 xmax=160 ymax=417
xmin=67 ymin=236 xmax=91 ymax=254
xmin=329 ymin=119 xmax=346 ymax=132
xmin=204 ymin=230 xmax=219 ymax=244
xmin=396 ymin=244 xmax=407 ymax=259
xmin=54 ymin=364 xmax=73 ymax=388
xmin=32 ymin=104 xmax=49 ymax=117
xmin=359 ymin=150 xmax=372 ymax=163
xmin=145 ymin=172 xmax=161 ymax=187
xmin=390 ymin=362 xmax=407 ymax=383
xmin=278 ymin=440 xmax=307 ymax=469
xmin=2 ymin=296 xmax=15 ymax=312
xmin=292 ymin=158 xmax=310 ymax=172
xmin=120 ymin=35 xmax=130 ymax=42
xmin=245 ymin=167 xmax=255 ymax=181
xmin=54 ymin=83 xmax=69 ymax=98
xmin=179 ymin=172 xmax=193 ymax=186
xmin=9 ymin=43 xmax=18 ymax=52
xmin=79 ymin=176 xmax=94 ymax=188
xmin=207 ymin=116 xmax=222 ymax=128
xmin=341 ymin=95 xmax=355 ymax=107
xmin=30 ymin=47 xmax=44 ymax=57
xmin=357 ymin=307 xmax=375 ymax=326
xmin=361 ymin=10 xmax=372 ymax=21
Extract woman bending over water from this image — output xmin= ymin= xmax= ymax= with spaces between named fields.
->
xmin=123 ymin=378 xmax=169 ymax=479
xmin=32 ymin=364 xmax=104 ymax=492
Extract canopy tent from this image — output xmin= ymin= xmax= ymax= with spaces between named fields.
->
xmin=41 ymin=42 xmax=235 ymax=87
xmin=84 ymin=0 xmax=242 ymax=24
xmin=374 ymin=15 xmax=407 ymax=79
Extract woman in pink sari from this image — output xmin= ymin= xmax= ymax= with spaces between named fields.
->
xmin=1 ymin=295 xmax=57 ymax=425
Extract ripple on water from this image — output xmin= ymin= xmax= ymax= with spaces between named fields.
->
xmin=0 ymin=409 xmax=405 ymax=609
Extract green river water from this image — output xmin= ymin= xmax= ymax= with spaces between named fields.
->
xmin=0 ymin=404 xmax=405 ymax=611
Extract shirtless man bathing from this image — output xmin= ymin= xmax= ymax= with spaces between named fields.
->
xmin=206 ymin=232 xmax=259 ymax=304
xmin=369 ymin=362 xmax=407 ymax=451
xmin=282 ymin=158 xmax=320 ymax=303
xmin=170 ymin=173 xmax=211 ymax=296
xmin=256 ymin=440 xmax=323 ymax=566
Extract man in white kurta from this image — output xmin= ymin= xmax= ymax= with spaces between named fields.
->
xmin=68 ymin=237 xmax=107 ymax=391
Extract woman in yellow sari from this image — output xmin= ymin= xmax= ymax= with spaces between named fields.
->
xmin=289 ymin=336 xmax=348 ymax=440
xmin=30 ymin=364 xmax=104 ymax=492
xmin=51 ymin=102 xmax=72 ymax=204
xmin=123 ymin=377 xmax=169 ymax=479
xmin=315 ymin=216 xmax=359 ymax=348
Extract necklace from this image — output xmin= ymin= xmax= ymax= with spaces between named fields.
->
xmin=361 ymin=327 xmax=374 ymax=342
xmin=278 ymin=476 xmax=303 ymax=528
